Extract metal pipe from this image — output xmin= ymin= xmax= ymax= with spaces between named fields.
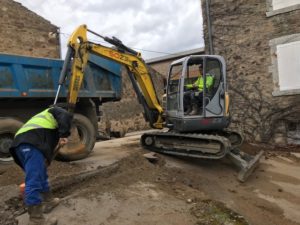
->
xmin=203 ymin=58 xmax=207 ymax=117
xmin=87 ymin=28 xmax=105 ymax=39
xmin=88 ymin=29 xmax=138 ymax=56
xmin=57 ymin=27 xmax=62 ymax=59
xmin=54 ymin=46 xmax=73 ymax=105
xmin=205 ymin=0 xmax=214 ymax=54
xmin=54 ymin=85 xmax=61 ymax=105
xmin=58 ymin=47 xmax=73 ymax=85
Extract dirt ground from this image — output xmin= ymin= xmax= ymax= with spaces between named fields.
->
xmin=1 ymin=136 xmax=300 ymax=225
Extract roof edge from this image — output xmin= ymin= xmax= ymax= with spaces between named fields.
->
xmin=146 ymin=47 xmax=205 ymax=64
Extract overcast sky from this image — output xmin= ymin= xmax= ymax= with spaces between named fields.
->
xmin=15 ymin=0 xmax=204 ymax=59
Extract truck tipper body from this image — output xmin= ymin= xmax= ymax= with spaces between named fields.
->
xmin=0 ymin=53 xmax=122 ymax=162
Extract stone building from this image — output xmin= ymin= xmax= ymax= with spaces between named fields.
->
xmin=0 ymin=0 xmax=60 ymax=58
xmin=147 ymin=48 xmax=204 ymax=78
xmin=201 ymin=0 xmax=300 ymax=145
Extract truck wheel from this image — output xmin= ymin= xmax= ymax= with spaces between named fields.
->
xmin=56 ymin=113 xmax=96 ymax=161
xmin=0 ymin=119 xmax=23 ymax=164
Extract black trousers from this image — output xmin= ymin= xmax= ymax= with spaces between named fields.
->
xmin=184 ymin=90 xmax=203 ymax=111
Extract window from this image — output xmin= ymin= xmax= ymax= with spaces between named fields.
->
xmin=167 ymin=63 xmax=182 ymax=111
xmin=270 ymin=34 xmax=300 ymax=96
xmin=287 ymin=121 xmax=300 ymax=145
xmin=266 ymin=0 xmax=300 ymax=17
xmin=277 ymin=41 xmax=300 ymax=91
xmin=273 ymin=0 xmax=300 ymax=10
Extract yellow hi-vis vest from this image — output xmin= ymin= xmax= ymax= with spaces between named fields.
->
xmin=15 ymin=108 xmax=58 ymax=137
xmin=186 ymin=74 xmax=214 ymax=92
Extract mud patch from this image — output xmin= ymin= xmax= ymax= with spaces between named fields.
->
xmin=190 ymin=199 xmax=249 ymax=225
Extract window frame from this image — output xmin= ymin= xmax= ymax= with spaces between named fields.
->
xmin=266 ymin=0 xmax=300 ymax=17
xmin=270 ymin=33 xmax=300 ymax=96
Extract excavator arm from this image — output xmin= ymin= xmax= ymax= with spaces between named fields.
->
xmin=59 ymin=24 xmax=164 ymax=129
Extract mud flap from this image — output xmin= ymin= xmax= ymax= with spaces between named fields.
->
xmin=227 ymin=150 xmax=264 ymax=182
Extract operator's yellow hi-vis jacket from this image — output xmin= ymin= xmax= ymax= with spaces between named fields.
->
xmin=15 ymin=108 xmax=58 ymax=137
xmin=186 ymin=74 xmax=214 ymax=92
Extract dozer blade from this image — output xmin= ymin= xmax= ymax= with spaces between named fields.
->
xmin=227 ymin=150 xmax=264 ymax=182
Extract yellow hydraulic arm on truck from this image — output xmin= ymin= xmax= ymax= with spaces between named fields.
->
xmin=55 ymin=24 xmax=164 ymax=129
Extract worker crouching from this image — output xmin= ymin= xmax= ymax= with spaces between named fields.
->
xmin=9 ymin=106 xmax=73 ymax=225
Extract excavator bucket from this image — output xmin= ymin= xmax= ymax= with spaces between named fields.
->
xmin=227 ymin=149 xmax=264 ymax=182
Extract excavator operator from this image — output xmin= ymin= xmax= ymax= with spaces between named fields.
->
xmin=184 ymin=64 xmax=214 ymax=115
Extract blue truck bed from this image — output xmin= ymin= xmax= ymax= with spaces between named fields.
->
xmin=0 ymin=53 xmax=122 ymax=100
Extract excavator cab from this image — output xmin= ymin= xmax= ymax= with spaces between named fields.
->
xmin=165 ymin=55 xmax=230 ymax=133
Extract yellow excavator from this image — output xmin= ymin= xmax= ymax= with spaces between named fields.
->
xmin=55 ymin=25 xmax=263 ymax=182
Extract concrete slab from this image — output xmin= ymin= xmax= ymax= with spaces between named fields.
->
xmin=291 ymin=152 xmax=300 ymax=159
xmin=72 ymin=134 xmax=141 ymax=171
xmin=262 ymin=157 xmax=300 ymax=180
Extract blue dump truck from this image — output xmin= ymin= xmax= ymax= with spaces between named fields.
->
xmin=0 ymin=53 xmax=122 ymax=162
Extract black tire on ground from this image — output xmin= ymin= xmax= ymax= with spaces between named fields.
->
xmin=56 ymin=113 xmax=96 ymax=161
xmin=0 ymin=118 xmax=23 ymax=164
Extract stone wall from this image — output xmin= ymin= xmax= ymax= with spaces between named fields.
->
xmin=201 ymin=0 xmax=300 ymax=144
xmin=99 ymin=66 xmax=165 ymax=137
xmin=0 ymin=0 xmax=60 ymax=58
xmin=147 ymin=48 xmax=205 ymax=78
xmin=148 ymin=60 xmax=174 ymax=78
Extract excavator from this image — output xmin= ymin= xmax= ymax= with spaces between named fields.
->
xmin=55 ymin=24 xmax=263 ymax=182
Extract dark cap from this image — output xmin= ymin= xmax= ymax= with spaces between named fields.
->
xmin=49 ymin=103 xmax=69 ymax=110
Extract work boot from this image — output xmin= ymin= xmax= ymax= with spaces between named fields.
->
xmin=184 ymin=106 xmax=192 ymax=115
xmin=42 ymin=192 xmax=60 ymax=213
xmin=28 ymin=204 xmax=58 ymax=225
xmin=189 ymin=104 xmax=198 ymax=115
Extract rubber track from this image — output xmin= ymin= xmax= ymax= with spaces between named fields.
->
xmin=141 ymin=131 xmax=232 ymax=160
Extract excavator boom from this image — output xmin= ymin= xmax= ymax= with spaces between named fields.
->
xmin=64 ymin=25 xmax=164 ymax=129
